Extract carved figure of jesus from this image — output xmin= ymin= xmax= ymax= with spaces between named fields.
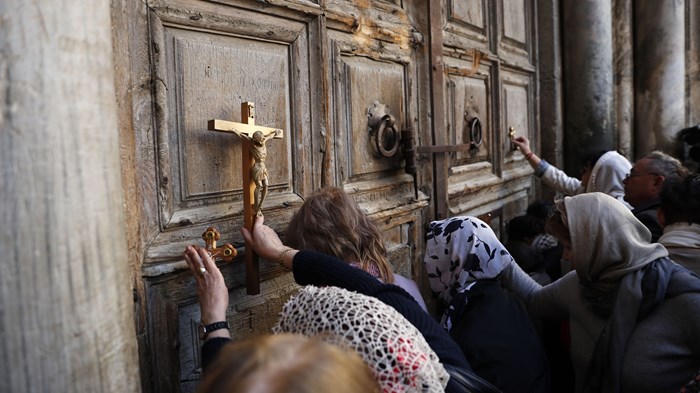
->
xmin=241 ymin=129 xmax=281 ymax=216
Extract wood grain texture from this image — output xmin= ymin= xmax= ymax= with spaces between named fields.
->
xmin=0 ymin=0 xmax=140 ymax=391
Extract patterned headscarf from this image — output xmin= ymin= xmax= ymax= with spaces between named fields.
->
xmin=423 ymin=216 xmax=513 ymax=305
xmin=273 ymin=286 xmax=449 ymax=393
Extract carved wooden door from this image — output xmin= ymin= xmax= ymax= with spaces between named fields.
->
xmin=423 ymin=0 xmax=539 ymax=236
xmin=115 ymin=1 xmax=437 ymax=391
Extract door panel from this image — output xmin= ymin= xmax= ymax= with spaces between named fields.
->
xmin=145 ymin=3 xmax=311 ymax=265
xmin=435 ymin=0 xmax=537 ymax=231
xmin=140 ymin=2 xmax=317 ymax=391
xmin=499 ymin=0 xmax=535 ymax=64
xmin=444 ymin=0 xmax=490 ymax=51
xmin=445 ymin=59 xmax=494 ymax=166
xmin=337 ymin=55 xmax=406 ymax=177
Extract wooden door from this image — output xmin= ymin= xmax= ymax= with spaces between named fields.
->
xmin=423 ymin=0 xmax=538 ymax=236
xmin=113 ymin=0 xmax=539 ymax=390
xmin=113 ymin=0 xmax=434 ymax=391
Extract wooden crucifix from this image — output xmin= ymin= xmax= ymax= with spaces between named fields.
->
xmin=208 ymin=102 xmax=283 ymax=295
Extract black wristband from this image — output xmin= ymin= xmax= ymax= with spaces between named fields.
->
xmin=199 ymin=321 xmax=229 ymax=339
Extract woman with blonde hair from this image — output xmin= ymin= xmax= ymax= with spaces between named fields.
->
xmin=197 ymin=333 xmax=380 ymax=393
xmin=286 ymin=186 xmax=427 ymax=311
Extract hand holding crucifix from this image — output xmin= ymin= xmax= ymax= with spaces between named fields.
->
xmin=207 ymin=102 xmax=283 ymax=295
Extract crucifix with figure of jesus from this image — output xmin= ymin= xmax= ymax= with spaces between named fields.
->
xmin=208 ymin=102 xmax=283 ymax=295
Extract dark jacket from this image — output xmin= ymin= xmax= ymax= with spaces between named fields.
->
xmin=447 ymin=280 xmax=550 ymax=393
xmin=632 ymin=198 xmax=662 ymax=242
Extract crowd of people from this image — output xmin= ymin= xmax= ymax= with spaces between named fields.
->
xmin=182 ymin=133 xmax=700 ymax=393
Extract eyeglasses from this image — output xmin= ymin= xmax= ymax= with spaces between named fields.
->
xmin=624 ymin=172 xmax=660 ymax=180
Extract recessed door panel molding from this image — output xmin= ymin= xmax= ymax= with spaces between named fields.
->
xmin=337 ymin=54 xmax=406 ymax=179
xmin=501 ymin=67 xmax=535 ymax=166
xmin=498 ymin=0 xmax=534 ymax=65
xmin=145 ymin=7 xmax=312 ymax=265
xmin=445 ymin=58 xmax=494 ymax=168
xmin=444 ymin=0 xmax=490 ymax=49
xmin=168 ymin=31 xmax=291 ymax=201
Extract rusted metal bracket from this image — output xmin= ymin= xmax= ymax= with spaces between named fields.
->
xmin=400 ymin=127 xmax=419 ymax=199
xmin=415 ymin=144 xmax=473 ymax=154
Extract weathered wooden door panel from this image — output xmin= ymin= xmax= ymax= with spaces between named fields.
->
xmin=443 ymin=0 xmax=490 ymax=52
xmin=136 ymin=2 xmax=321 ymax=391
xmin=325 ymin=1 xmax=428 ymax=288
xmin=143 ymin=3 xmax=316 ymax=268
xmin=434 ymin=0 xmax=538 ymax=234
xmin=335 ymin=54 xmax=406 ymax=177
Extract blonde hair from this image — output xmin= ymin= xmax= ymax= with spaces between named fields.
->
xmin=197 ymin=334 xmax=380 ymax=393
xmin=286 ymin=187 xmax=394 ymax=283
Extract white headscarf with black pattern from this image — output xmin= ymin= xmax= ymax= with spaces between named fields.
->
xmin=423 ymin=216 xmax=514 ymax=305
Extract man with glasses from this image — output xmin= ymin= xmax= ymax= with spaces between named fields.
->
xmin=623 ymin=151 xmax=688 ymax=242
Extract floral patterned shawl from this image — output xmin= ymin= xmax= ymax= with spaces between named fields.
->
xmin=423 ymin=216 xmax=514 ymax=306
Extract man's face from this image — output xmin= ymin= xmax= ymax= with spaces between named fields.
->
xmin=623 ymin=158 xmax=663 ymax=208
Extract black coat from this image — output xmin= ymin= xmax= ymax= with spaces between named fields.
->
xmin=447 ymin=279 xmax=550 ymax=393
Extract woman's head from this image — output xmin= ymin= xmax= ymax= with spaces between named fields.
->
xmin=424 ymin=216 xmax=513 ymax=304
xmin=580 ymin=150 xmax=609 ymax=187
xmin=581 ymin=151 xmax=632 ymax=204
xmin=273 ymin=286 xmax=449 ymax=393
xmin=546 ymin=193 xmax=667 ymax=286
xmin=544 ymin=210 xmax=572 ymax=262
xmin=198 ymin=333 xmax=380 ymax=393
xmin=286 ymin=187 xmax=393 ymax=283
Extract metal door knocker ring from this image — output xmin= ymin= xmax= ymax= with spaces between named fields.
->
xmin=469 ymin=116 xmax=482 ymax=147
xmin=368 ymin=101 xmax=400 ymax=158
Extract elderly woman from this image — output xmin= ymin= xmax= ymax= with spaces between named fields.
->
xmin=501 ymin=192 xmax=700 ymax=393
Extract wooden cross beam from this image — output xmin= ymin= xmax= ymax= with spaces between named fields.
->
xmin=208 ymin=102 xmax=283 ymax=295
xmin=202 ymin=227 xmax=237 ymax=262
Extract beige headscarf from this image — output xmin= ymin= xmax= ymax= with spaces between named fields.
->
xmin=562 ymin=192 xmax=667 ymax=296
xmin=561 ymin=193 xmax=676 ymax=393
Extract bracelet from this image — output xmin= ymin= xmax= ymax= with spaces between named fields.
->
xmin=278 ymin=248 xmax=294 ymax=266
xmin=525 ymin=151 xmax=534 ymax=160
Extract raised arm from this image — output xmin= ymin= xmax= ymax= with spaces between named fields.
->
xmin=183 ymin=245 xmax=232 ymax=371
xmin=511 ymin=135 xmax=542 ymax=169
xmin=511 ymin=135 xmax=584 ymax=196
xmin=240 ymin=215 xmax=471 ymax=370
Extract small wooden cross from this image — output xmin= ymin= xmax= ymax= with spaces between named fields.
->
xmin=202 ymin=227 xmax=237 ymax=262
xmin=208 ymin=102 xmax=283 ymax=295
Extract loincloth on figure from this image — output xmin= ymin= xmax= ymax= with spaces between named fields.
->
xmin=251 ymin=162 xmax=268 ymax=182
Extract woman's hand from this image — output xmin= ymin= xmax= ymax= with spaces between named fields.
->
xmin=240 ymin=215 xmax=297 ymax=269
xmin=183 ymin=245 xmax=229 ymax=329
xmin=511 ymin=136 xmax=531 ymax=156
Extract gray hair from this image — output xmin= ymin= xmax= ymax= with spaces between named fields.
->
xmin=644 ymin=151 xmax=688 ymax=182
